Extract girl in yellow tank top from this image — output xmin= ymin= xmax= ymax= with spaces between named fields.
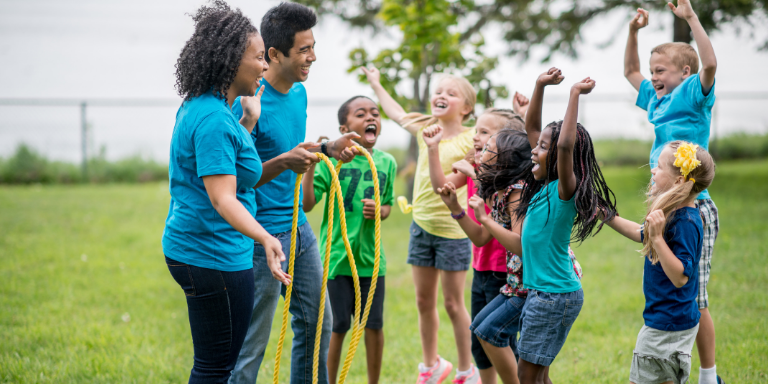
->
xmin=362 ymin=67 xmax=481 ymax=383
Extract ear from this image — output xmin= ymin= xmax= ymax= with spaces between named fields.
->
xmin=268 ymin=47 xmax=282 ymax=64
xmin=674 ymin=175 xmax=686 ymax=185
xmin=339 ymin=125 xmax=348 ymax=134
xmin=461 ymin=103 xmax=474 ymax=119
xmin=681 ymin=65 xmax=692 ymax=79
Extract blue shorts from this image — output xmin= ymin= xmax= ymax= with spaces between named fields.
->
xmin=406 ymin=221 xmax=471 ymax=271
xmin=518 ymin=289 xmax=584 ymax=366
xmin=470 ymin=293 xmax=525 ymax=354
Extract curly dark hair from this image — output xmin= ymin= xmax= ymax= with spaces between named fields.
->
xmin=337 ymin=95 xmax=375 ymax=125
xmin=513 ymin=121 xmax=617 ymax=243
xmin=261 ymin=2 xmax=317 ymax=63
xmin=477 ymin=129 xmax=532 ymax=201
xmin=174 ymin=0 xmax=257 ymax=101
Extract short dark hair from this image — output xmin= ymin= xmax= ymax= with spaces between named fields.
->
xmin=260 ymin=2 xmax=317 ymax=62
xmin=175 ymin=0 xmax=257 ymax=100
xmin=337 ymin=96 xmax=375 ymax=125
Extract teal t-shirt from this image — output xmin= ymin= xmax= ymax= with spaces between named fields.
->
xmin=521 ymin=180 xmax=581 ymax=293
xmin=636 ymin=74 xmax=715 ymax=200
xmin=232 ymin=80 xmax=308 ymax=234
xmin=314 ymin=149 xmax=397 ymax=279
xmin=163 ymin=92 xmax=262 ymax=271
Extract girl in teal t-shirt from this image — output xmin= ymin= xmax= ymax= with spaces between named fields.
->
xmin=509 ymin=69 xmax=618 ymax=379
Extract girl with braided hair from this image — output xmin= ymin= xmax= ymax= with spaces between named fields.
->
xmin=508 ymin=68 xmax=617 ymax=384
xmin=163 ymin=1 xmax=281 ymax=382
xmin=603 ymin=141 xmax=715 ymax=384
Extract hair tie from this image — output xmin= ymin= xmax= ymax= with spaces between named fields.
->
xmin=689 ymin=177 xmax=696 ymax=183
xmin=673 ymin=143 xmax=701 ymax=178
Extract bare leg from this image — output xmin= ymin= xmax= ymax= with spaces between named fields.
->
xmin=543 ymin=366 xmax=552 ymax=384
xmin=440 ymin=269 xmax=472 ymax=371
xmin=517 ymin=359 xmax=547 ymax=384
xmin=478 ymin=338 xmax=519 ymax=384
xmin=479 ymin=367 xmax=498 ymax=384
xmin=327 ymin=332 xmax=346 ymax=384
xmin=365 ymin=328 xmax=384 ymax=384
xmin=412 ymin=265 xmax=441 ymax=367
xmin=696 ymin=308 xmax=716 ymax=368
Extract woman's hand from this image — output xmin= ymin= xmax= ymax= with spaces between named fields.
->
xmin=239 ymin=85 xmax=266 ymax=131
xmin=468 ymin=195 xmax=488 ymax=222
xmin=437 ymin=182 xmax=462 ymax=212
xmin=361 ymin=66 xmax=381 ymax=86
xmin=262 ymin=235 xmax=291 ymax=285
xmin=452 ymin=159 xmax=475 ymax=178
xmin=422 ymin=124 xmax=443 ymax=148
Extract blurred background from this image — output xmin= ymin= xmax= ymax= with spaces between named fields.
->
xmin=1 ymin=0 xmax=767 ymax=182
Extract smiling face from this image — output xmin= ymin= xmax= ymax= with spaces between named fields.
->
xmin=231 ymin=33 xmax=268 ymax=97
xmin=531 ymin=127 xmax=554 ymax=180
xmin=650 ymin=146 xmax=684 ymax=195
xmin=479 ymin=135 xmax=499 ymax=166
xmin=273 ymin=29 xmax=316 ymax=84
xmin=649 ymin=52 xmax=691 ymax=98
xmin=430 ymin=78 xmax=473 ymax=122
xmin=473 ymin=113 xmax=506 ymax=163
xmin=339 ymin=98 xmax=381 ymax=149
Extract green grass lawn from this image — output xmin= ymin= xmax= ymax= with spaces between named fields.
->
xmin=1 ymin=160 xmax=767 ymax=383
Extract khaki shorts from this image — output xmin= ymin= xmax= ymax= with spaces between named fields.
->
xmin=630 ymin=324 xmax=699 ymax=384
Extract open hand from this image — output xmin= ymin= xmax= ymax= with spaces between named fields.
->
xmin=537 ymin=67 xmax=565 ymax=86
xmin=436 ymin=182 xmax=461 ymax=211
xmin=328 ymin=132 xmax=363 ymax=162
xmin=422 ymin=124 xmax=443 ymax=148
xmin=645 ymin=209 xmax=666 ymax=240
xmin=572 ymin=77 xmax=596 ymax=95
xmin=512 ymin=92 xmax=530 ymax=118
xmin=239 ymin=85 xmax=266 ymax=129
xmin=452 ymin=159 xmax=476 ymax=178
xmin=468 ymin=195 xmax=488 ymax=221
xmin=284 ymin=142 xmax=321 ymax=174
xmin=263 ymin=236 xmax=291 ymax=286
xmin=668 ymin=0 xmax=696 ymax=20
xmin=630 ymin=8 xmax=650 ymax=31
xmin=361 ymin=66 xmax=381 ymax=85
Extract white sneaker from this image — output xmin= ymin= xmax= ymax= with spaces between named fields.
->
xmin=416 ymin=356 xmax=453 ymax=384
xmin=452 ymin=365 xmax=481 ymax=384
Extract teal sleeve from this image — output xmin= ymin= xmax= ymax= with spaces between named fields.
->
xmin=194 ymin=112 xmax=239 ymax=177
xmin=635 ymin=79 xmax=654 ymax=111
xmin=684 ymin=74 xmax=716 ymax=109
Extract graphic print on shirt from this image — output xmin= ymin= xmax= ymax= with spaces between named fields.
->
xmin=338 ymin=169 xmax=387 ymax=212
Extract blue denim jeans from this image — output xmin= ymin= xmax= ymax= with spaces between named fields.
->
xmin=470 ymin=269 xmax=517 ymax=369
xmin=229 ymin=221 xmax=333 ymax=384
xmin=166 ymin=256 xmax=254 ymax=384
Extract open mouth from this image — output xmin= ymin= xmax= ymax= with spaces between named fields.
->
xmin=434 ymin=100 xmax=448 ymax=110
xmin=531 ymin=159 xmax=540 ymax=173
xmin=300 ymin=65 xmax=311 ymax=75
xmin=653 ymin=83 xmax=664 ymax=92
xmin=364 ymin=123 xmax=378 ymax=142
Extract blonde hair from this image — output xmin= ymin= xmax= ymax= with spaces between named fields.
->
xmin=642 ymin=141 xmax=715 ymax=264
xmin=483 ymin=108 xmax=525 ymax=132
xmin=651 ymin=42 xmax=700 ymax=74
xmin=402 ymin=74 xmax=477 ymax=130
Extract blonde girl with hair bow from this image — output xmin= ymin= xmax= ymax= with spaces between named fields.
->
xmin=603 ymin=140 xmax=716 ymax=384
xmin=362 ymin=66 xmax=480 ymax=383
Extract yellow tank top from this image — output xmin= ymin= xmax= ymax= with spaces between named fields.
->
xmin=412 ymin=125 xmax=474 ymax=239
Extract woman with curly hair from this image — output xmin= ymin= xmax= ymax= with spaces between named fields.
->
xmin=162 ymin=1 xmax=285 ymax=382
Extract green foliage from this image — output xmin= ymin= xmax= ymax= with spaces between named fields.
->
xmin=710 ymin=132 xmax=768 ymax=160
xmin=0 ymin=144 xmax=167 ymax=184
xmin=1 ymin=161 xmax=767 ymax=382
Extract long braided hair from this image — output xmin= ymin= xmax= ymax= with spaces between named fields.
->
xmin=477 ymin=129 xmax=532 ymax=201
xmin=513 ymin=121 xmax=617 ymax=243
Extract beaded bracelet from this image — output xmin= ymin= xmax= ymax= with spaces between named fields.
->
xmin=450 ymin=209 xmax=466 ymax=220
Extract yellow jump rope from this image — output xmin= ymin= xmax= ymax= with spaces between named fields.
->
xmin=273 ymin=145 xmax=382 ymax=384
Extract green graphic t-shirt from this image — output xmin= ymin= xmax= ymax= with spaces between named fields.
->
xmin=314 ymin=148 xmax=397 ymax=279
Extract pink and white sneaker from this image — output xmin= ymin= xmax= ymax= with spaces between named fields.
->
xmin=452 ymin=365 xmax=481 ymax=384
xmin=416 ymin=356 xmax=453 ymax=384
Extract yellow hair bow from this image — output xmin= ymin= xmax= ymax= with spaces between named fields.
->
xmin=397 ymin=196 xmax=413 ymax=214
xmin=673 ymin=143 xmax=701 ymax=179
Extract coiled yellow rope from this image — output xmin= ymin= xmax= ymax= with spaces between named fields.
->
xmin=273 ymin=145 xmax=381 ymax=384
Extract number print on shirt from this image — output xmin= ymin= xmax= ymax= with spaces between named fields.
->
xmin=338 ymin=169 xmax=362 ymax=212
xmin=363 ymin=170 xmax=387 ymax=200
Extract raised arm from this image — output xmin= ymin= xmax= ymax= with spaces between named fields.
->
xmin=670 ymin=0 xmax=716 ymax=92
xmin=439 ymin=182 xmax=492 ymax=246
xmin=472 ymin=193 xmax=523 ymax=255
xmin=558 ymin=78 xmax=595 ymax=201
xmin=361 ymin=66 xmax=415 ymax=135
xmin=526 ymin=68 xmax=564 ymax=150
xmin=423 ymin=125 xmax=467 ymax=193
xmin=625 ymin=8 xmax=649 ymax=91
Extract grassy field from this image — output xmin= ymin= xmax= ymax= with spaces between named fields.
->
xmin=1 ymin=160 xmax=767 ymax=383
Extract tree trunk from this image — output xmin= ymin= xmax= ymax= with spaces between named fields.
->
xmin=673 ymin=16 xmax=692 ymax=43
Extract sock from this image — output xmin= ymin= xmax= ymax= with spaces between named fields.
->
xmin=456 ymin=365 xmax=474 ymax=377
xmin=699 ymin=365 xmax=717 ymax=384
xmin=419 ymin=360 xmax=439 ymax=373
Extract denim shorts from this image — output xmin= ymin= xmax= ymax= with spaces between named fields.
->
xmin=470 ymin=293 xmax=526 ymax=351
xmin=406 ymin=221 xmax=472 ymax=271
xmin=517 ymin=289 xmax=584 ymax=366
xmin=470 ymin=270 xmax=511 ymax=369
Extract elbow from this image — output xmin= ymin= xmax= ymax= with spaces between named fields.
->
xmin=673 ymin=276 xmax=689 ymax=289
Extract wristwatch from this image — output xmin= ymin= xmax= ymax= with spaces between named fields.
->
xmin=320 ymin=139 xmax=330 ymax=157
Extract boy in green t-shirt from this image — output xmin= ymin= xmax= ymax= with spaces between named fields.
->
xmin=303 ymin=95 xmax=396 ymax=384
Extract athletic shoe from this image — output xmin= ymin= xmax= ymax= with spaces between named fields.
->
xmin=717 ymin=376 xmax=725 ymax=384
xmin=416 ymin=356 xmax=453 ymax=384
xmin=452 ymin=365 xmax=481 ymax=384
